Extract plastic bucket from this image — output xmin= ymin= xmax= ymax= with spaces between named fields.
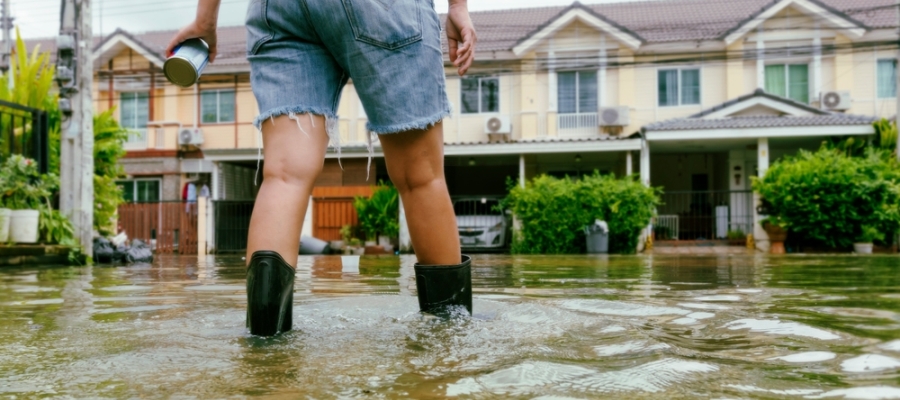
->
xmin=0 ymin=208 xmax=10 ymax=242
xmin=10 ymin=209 xmax=39 ymax=244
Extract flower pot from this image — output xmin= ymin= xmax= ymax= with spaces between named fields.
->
xmin=378 ymin=235 xmax=391 ymax=247
xmin=853 ymin=243 xmax=874 ymax=254
xmin=9 ymin=209 xmax=39 ymax=244
xmin=770 ymin=241 xmax=786 ymax=254
xmin=0 ymin=208 xmax=10 ymax=242
xmin=763 ymin=224 xmax=788 ymax=242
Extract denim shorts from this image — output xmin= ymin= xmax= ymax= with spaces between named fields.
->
xmin=246 ymin=0 xmax=451 ymax=135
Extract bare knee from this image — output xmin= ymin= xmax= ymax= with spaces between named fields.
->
xmin=262 ymin=155 xmax=323 ymax=187
xmin=393 ymin=166 xmax=444 ymax=195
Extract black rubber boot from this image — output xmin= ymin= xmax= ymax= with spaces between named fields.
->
xmin=246 ymin=251 xmax=295 ymax=336
xmin=414 ymin=255 xmax=472 ymax=315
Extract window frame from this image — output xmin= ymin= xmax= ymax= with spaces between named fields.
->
xmin=556 ymin=69 xmax=599 ymax=115
xmin=764 ymin=63 xmax=810 ymax=104
xmin=657 ymin=67 xmax=702 ymax=107
xmin=877 ymin=58 xmax=897 ymax=99
xmin=459 ymin=76 xmax=500 ymax=114
xmin=116 ymin=178 xmax=162 ymax=203
xmin=200 ymin=89 xmax=237 ymax=124
xmin=119 ymin=91 xmax=150 ymax=146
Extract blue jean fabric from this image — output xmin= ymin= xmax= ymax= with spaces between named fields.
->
xmin=246 ymin=0 xmax=451 ymax=134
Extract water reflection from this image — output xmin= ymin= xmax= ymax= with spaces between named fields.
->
xmin=1 ymin=254 xmax=899 ymax=398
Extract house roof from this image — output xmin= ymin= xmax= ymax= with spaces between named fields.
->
xmin=645 ymin=88 xmax=876 ymax=131
xmin=644 ymin=113 xmax=877 ymax=131
xmin=690 ymin=88 xmax=828 ymax=118
xmin=24 ymin=0 xmax=893 ymax=68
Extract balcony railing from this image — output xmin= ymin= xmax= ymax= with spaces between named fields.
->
xmin=557 ymin=113 xmax=598 ymax=137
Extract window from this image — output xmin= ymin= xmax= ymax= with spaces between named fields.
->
xmin=201 ymin=90 xmax=236 ymax=123
xmin=878 ymin=59 xmax=897 ymax=99
xmin=765 ymin=64 xmax=809 ymax=103
xmin=658 ymin=68 xmax=700 ymax=106
xmin=461 ymin=77 xmax=499 ymax=114
xmin=557 ymin=70 xmax=598 ymax=114
xmin=120 ymin=92 xmax=149 ymax=144
xmin=117 ymin=179 xmax=161 ymax=203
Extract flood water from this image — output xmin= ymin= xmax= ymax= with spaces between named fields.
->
xmin=2 ymin=254 xmax=900 ymax=398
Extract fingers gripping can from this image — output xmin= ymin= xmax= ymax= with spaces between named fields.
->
xmin=164 ymin=38 xmax=209 ymax=87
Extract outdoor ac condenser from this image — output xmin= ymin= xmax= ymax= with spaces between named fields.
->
xmin=484 ymin=116 xmax=511 ymax=134
xmin=178 ymin=128 xmax=204 ymax=146
xmin=598 ymin=107 xmax=630 ymax=126
xmin=820 ymin=91 xmax=851 ymax=111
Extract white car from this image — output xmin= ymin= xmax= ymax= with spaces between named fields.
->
xmin=453 ymin=197 xmax=510 ymax=249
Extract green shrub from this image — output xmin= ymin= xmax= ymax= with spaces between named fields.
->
xmin=353 ymin=183 xmax=399 ymax=241
xmin=752 ymin=147 xmax=900 ymax=248
xmin=502 ymin=172 xmax=660 ymax=254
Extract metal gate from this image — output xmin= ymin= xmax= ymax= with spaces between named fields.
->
xmin=118 ymin=202 xmax=199 ymax=254
xmin=656 ymin=190 xmax=754 ymax=241
xmin=213 ymin=200 xmax=254 ymax=253
xmin=0 ymin=100 xmax=50 ymax=173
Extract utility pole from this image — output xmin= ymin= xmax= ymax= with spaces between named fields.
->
xmin=57 ymin=0 xmax=94 ymax=256
xmin=1 ymin=0 xmax=12 ymax=72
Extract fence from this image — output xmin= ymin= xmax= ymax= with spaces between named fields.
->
xmin=118 ymin=201 xmax=199 ymax=254
xmin=213 ymin=201 xmax=254 ymax=253
xmin=655 ymin=190 xmax=754 ymax=241
xmin=312 ymin=186 xmax=374 ymax=241
xmin=0 ymin=100 xmax=49 ymax=173
xmin=557 ymin=112 xmax=598 ymax=137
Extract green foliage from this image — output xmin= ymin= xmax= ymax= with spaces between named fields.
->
xmin=857 ymin=225 xmax=884 ymax=243
xmin=502 ymin=172 xmax=660 ymax=254
xmin=353 ymin=183 xmax=400 ymax=241
xmin=753 ymin=147 xmax=900 ymax=248
xmin=0 ymin=29 xmax=59 ymax=161
xmin=726 ymin=229 xmax=746 ymax=240
xmin=873 ymin=118 xmax=898 ymax=157
xmin=823 ymin=136 xmax=867 ymax=158
xmin=91 ymin=110 xmax=128 ymax=236
xmin=39 ymin=207 xmax=74 ymax=244
xmin=0 ymin=155 xmax=53 ymax=210
xmin=0 ymin=155 xmax=73 ymax=244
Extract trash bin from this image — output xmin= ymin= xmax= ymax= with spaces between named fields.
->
xmin=584 ymin=219 xmax=609 ymax=254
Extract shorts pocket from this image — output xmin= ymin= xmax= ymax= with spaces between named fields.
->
xmin=246 ymin=0 xmax=274 ymax=55
xmin=341 ymin=0 xmax=423 ymax=50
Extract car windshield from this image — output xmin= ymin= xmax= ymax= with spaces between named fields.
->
xmin=454 ymin=199 xmax=501 ymax=216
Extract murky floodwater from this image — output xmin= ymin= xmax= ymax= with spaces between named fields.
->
xmin=2 ymin=254 xmax=900 ymax=398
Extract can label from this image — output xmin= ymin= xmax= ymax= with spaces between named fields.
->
xmin=164 ymin=38 xmax=209 ymax=87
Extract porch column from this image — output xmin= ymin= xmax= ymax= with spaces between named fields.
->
xmin=640 ymin=137 xmax=650 ymax=186
xmin=399 ymin=197 xmax=412 ymax=253
xmin=626 ymin=151 xmax=633 ymax=176
xmin=198 ymin=197 xmax=207 ymax=255
xmin=754 ymin=137 xmax=770 ymax=252
xmin=208 ymin=162 xmax=220 ymax=253
xmin=519 ymin=154 xmax=526 ymax=188
xmin=756 ymin=29 xmax=765 ymax=90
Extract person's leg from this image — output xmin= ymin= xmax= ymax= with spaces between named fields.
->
xmin=378 ymin=122 xmax=460 ymax=266
xmin=246 ymin=114 xmax=330 ymax=266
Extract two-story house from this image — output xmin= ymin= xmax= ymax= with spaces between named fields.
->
xmin=27 ymin=0 xmax=895 ymax=252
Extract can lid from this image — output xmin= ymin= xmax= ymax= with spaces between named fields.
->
xmin=164 ymin=57 xmax=198 ymax=87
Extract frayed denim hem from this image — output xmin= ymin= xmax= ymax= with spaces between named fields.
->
xmin=366 ymin=110 xmax=451 ymax=134
xmin=251 ymin=105 xmax=342 ymax=185
xmin=253 ymin=105 xmax=337 ymax=130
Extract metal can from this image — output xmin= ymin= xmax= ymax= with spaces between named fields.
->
xmin=164 ymin=38 xmax=209 ymax=87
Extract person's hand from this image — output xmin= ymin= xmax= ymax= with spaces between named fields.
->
xmin=446 ymin=2 xmax=475 ymax=76
xmin=166 ymin=19 xmax=218 ymax=62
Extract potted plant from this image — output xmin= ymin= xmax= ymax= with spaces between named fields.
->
xmin=0 ymin=156 xmax=52 ymax=244
xmin=353 ymin=184 xmax=399 ymax=251
xmin=854 ymin=225 xmax=883 ymax=254
xmin=760 ymin=217 xmax=788 ymax=254
xmin=726 ymin=229 xmax=746 ymax=246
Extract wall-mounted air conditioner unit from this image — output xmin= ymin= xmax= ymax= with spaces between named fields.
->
xmin=484 ymin=115 xmax=511 ymax=143
xmin=820 ymin=91 xmax=851 ymax=111
xmin=178 ymin=128 xmax=204 ymax=146
xmin=598 ymin=107 xmax=630 ymax=126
